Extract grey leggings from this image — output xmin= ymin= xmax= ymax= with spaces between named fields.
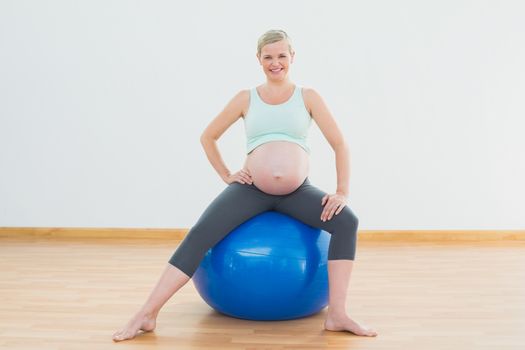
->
xmin=169 ymin=177 xmax=358 ymax=277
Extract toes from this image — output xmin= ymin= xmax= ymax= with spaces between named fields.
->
xmin=113 ymin=333 xmax=125 ymax=342
xmin=112 ymin=330 xmax=132 ymax=342
xmin=365 ymin=328 xmax=378 ymax=337
xmin=112 ymin=333 xmax=123 ymax=342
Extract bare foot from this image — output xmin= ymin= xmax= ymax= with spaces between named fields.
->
xmin=112 ymin=311 xmax=157 ymax=342
xmin=324 ymin=313 xmax=377 ymax=337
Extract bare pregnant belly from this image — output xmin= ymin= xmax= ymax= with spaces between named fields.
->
xmin=244 ymin=141 xmax=310 ymax=195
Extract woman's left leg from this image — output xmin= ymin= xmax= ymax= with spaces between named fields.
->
xmin=274 ymin=179 xmax=377 ymax=337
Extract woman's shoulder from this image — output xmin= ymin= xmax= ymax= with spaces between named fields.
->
xmin=300 ymin=86 xmax=324 ymax=112
xmin=300 ymin=85 xmax=321 ymax=98
xmin=227 ymin=89 xmax=251 ymax=105
xmin=226 ymin=89 xmax=251 ymax=117
xmin=234 ymin=88 xmax=251 ymax=99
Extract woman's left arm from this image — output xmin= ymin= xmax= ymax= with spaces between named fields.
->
xmin=304 ymin=88 xmax=350 ymax=222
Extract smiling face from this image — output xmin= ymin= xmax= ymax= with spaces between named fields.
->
xmin=257 ymin=40 xmax=295 ymax=82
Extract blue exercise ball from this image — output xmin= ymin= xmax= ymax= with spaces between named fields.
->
xmin=193 ymin=211 xmax=330 ymax=321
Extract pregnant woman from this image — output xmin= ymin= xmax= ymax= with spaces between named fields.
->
xmin=113 ymin=29 xmax=377 ymax=341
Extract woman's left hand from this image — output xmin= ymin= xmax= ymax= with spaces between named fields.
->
xmin=320 ymin=193 xmax=347 ymax=222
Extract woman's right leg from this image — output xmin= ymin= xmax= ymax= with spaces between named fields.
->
xmin=112 ymin=264 xmax=189 ymax=342
xmin=112 ymin=182 xmax=274 ymax=342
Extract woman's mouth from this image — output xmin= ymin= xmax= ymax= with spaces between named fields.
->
xmin=270 ymin=68 xmax=283 ymax=74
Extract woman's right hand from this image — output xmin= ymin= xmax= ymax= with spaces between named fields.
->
xmin=223 ymin=168 xmax=253 ymax=185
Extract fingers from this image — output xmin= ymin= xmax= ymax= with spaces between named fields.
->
xmin=321 ymin=205 xmax=338 ymax=222
xmin=240 ymin=169 xmax=252 ymax=184
xmin=234 ymin=169 xmax=252 ymax=184
xmin=320 ymin=196 xmax=346 ymax=222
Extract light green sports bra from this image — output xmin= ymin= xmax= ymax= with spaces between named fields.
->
xmin=243 ymin=85 xmax=312 ymax=154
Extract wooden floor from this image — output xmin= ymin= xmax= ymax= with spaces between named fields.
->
xmin=1 ymin=237 xmax=524 ymax=350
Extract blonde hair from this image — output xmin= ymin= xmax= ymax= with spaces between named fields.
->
xmin=257 ymin=29 xmax=293 ymax=56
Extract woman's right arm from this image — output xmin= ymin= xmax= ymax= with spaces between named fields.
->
xmin=200 ymin=90 xmax=252 ymax=185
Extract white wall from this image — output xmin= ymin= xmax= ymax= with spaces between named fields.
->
xmin=1 ymin=0 xmax=524 ymax=229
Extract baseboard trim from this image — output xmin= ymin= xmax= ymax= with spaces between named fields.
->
xmin=0 ymin=227 xmax=187 ymax=240
xmin=357 ymin=230 xmax=525 ymax=241
xmin=1 ymin=227 xmax=524 ymax=241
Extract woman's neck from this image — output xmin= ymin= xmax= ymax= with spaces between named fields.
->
xmin=263 ymin=79 xmax=294 ymax=92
